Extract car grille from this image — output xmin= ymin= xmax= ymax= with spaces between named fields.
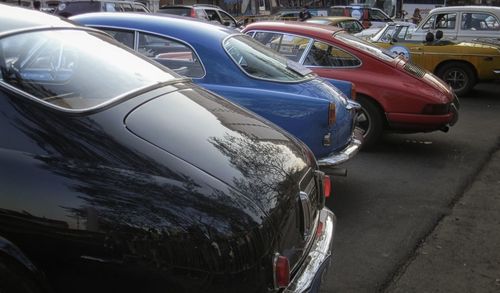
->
xmin=403 ymin=62 xmax=426 ymax=78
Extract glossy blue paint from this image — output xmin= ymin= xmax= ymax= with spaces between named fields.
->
xmin=72 ymin=13 xmax=358 ymax=160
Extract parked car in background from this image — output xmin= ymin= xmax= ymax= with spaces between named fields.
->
xmin=72 ymin=13 xmax=362 ymax=172
xmin=355 ymin=20 xmax=415 ymax=40
xmin=271 ymin=8 xmax=328 ymax=21
xmin=370 ymin=22 xmax=500 ymax=96
xmin=306 ymin=16 xmax=365 ymax=34
xmin=243 ymin=22 xmax=459 ymax=147
xmin=0 ymin=5 xmax=336 ymax=293
xmin=329 ymin=5 xmax=393 ymax=29
xmin=407 ymin=6 xmax=500 ymax=42
xmin=158 ymin=4 xmax=240 ymax=28
xmin=54 ymin=0 xmax=149 ymax=17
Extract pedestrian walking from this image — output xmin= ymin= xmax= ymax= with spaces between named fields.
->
xmin=411 ymin=8 xmax=422 ymax=24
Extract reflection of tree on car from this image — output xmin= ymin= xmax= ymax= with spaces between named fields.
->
xmin=0 ymin=5 xmax=337 ymax=293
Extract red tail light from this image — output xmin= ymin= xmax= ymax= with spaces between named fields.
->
xmin=273 ymin=254 xmax=290 ymax=289
xmin=190 ymin=8 xmax=197 ymax=18
xmin=328 ymin=103 xmax=336 ymax=127
xmin=323 ymin=175 xmax=331 ymax=199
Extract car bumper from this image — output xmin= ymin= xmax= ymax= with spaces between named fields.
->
xmin=386 ymin=97 xmax=460 ymax=131
xmin=284 ymin=208 xmax=336 ymax=293
xmin=317 ymin=127 xmax=363 ymax=167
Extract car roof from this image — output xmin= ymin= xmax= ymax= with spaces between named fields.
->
xmin=71 ymin=12 xmax=237 ymax=43
xmin=311 ymin=16 xmax=360 ymax=22
xmin=160 ymin=4 xmax=222 ymax=8
xmin=244 ymin=21 xmax=343 ymax=38
xmin=0 ymin=4 xmax=73 ymax=34
xmin=429 ymin=5 xmax=500 ymax=13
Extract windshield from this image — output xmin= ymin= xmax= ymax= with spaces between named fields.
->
xmin=0 ymin=29 xmax=178 ymax=111
xmin=335 ymin=32 xmax=396 ymax=62
xmin=223 ymin=35 xmax=314 ymax=82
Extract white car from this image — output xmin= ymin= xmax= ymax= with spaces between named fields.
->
xmin=407 ymin=6 xmax=500 ymax=42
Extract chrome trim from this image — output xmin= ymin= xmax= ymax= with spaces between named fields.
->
xmin=317 ymin=127 xmax=363 ymax=167
xmin=494 ymin=70 xmax=500 ymax=75
xmin=284 ymin=208 xmax=336 ymax=293
xmin=298 ymin=191 xmax=313 ymax=240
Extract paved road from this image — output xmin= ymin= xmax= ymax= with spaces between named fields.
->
xmin=321 ymin=83 xmax=500 ymax=292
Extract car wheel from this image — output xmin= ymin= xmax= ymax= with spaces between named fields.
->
xmin=0 ymin=257 xmax=41 ymax=293
xmin=436 ymin=62 xmax=476 ymax=96
xmin=356 ymin=96 xmax=384 ymax=149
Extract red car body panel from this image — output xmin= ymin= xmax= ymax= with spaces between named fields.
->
xmin=243 ymin=22 xmax=458 ymax=134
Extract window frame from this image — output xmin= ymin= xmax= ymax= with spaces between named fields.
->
xmin=90 ymin=25 xmax=207 ymax=79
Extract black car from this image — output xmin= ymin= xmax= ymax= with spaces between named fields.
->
xmin=0 ymin=5 xmax=335 ymax=293
xmin=158 ymin=4 xmax=240 ymax=28
xmin=54 ymin=0 xmax=150 ymax=17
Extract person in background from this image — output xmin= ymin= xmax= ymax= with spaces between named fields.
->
xmin=411 ymin=8 xmax=422 ymax=24
xmin=33 ymin=0 xmax=41 ymax=10
xmin=299 ymin=5 xmax=312 ymax=21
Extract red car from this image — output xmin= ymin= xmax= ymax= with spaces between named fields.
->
xmin=243 ymin=22 xmax=460 ymax=147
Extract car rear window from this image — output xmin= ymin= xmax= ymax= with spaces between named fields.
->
xmin=223 ymin=35 xmax=313 ymax=82
xmin=0 ymin=29 xmax=179 ymax=112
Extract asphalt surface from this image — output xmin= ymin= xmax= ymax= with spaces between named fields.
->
xmin=320 ymin=83 xmax=500 ymax=293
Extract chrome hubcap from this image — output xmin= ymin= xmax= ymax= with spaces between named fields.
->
xmin=356 ymin=109 xmax=371 ymax=138
xmin=444 ymin=69 xmax=467 ymax=92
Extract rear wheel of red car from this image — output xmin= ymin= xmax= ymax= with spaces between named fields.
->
xmin=436 ymin=62 xmax=476 ymax=96
xmin=356 ymin=96 xmax=384 ymax=149
xmin=0 ymin=256 xmax=41 ymax=293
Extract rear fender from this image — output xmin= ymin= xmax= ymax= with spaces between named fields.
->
xmin=322 ymin=78 xmax=353 ymax=99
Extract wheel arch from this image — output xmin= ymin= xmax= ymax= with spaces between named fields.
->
xmin=434 ymin=60 xmax=478 ymax=81
xmin=356 ymin=93 xmax=388 ymax=128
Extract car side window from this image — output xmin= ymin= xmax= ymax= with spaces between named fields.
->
xmin=340 ymin=20 xmax=364 ymax=33
xmin=369 ymin=9 xmax=389 ymax=21
xmin=205 ymin=9 xmax=222 ymax=24
xmin=253 ymin=32 xmax=310 ymax=62
xmin=462 ymin=13 xmax=500 ymax=31
xmin=435 ymin=13 xmax=456 ymax=30
xmin=137 ymin=32 xmax=205 ymax=78
xmin=104 ymin=2 xmax=117 ymax=12
xmin=101 ymin=28 xmax=135 ymax=49
xmin=304 ymin=41 xmax=360 ymax=67
xmin=421 ymin=14 xmax=436 ymax=30
xmin=133 ymin=4 xmax=148 ymax=12
xmin=195 ymin=8 xmax=209 ymax=20
xmin=219 ymin=11 xmax=236 ymax=27
xmin=120 ymin=3 xmax=134 ymax=11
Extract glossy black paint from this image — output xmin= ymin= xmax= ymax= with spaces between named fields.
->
xmin=0 ymin=79 xmax=318 ymax=292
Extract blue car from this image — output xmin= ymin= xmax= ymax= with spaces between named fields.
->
xmin=72 ymin=13 xmax=362 ymax=171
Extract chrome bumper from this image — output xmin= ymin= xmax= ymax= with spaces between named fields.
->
xmin=317 ymin=127 xmax=363 ymax=167
xmin=284 ymin=208 xmax=336 ymax=293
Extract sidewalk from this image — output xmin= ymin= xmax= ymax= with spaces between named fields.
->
xmin=385 ymin=148 xmax=500 ymax=293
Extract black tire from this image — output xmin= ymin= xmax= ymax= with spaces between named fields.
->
xmin=436 ymin=62 xmax=476 ymax=96
xmin=356 ymin=96 xmax=384 ymax=149
xmin=0 ymin=256 xmax=42 ymax=293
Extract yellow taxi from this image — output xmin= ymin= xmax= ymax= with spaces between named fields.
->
xmin=369 ymin=22 xmax=500 ymax=96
